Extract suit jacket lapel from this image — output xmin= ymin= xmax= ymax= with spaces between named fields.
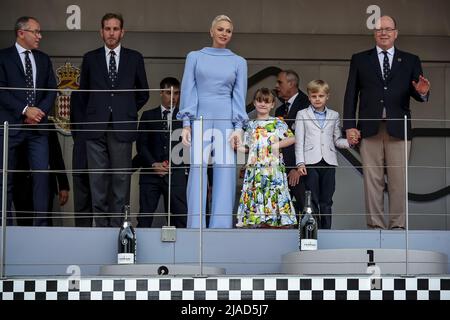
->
xmin=323 ymin=108 xmax=333 ymax=128
xmin=286 ymin=94 xmax=301 ymax=123
xmin=96 ymin=49 xmax=110 ymax=85
xmin=306 ymin=107 xmax=321 ymax=129
xmin=10 ymin=47 xmax=26 ymax=78
xmin=116 ymin=48 xmax=127 ymax=88
xmin=369 ymin=48 xmax=384 ymax=84
xmin=387 ymin=48 xmax=402 ymax=83
xmin=33 ymin=50 xmax=42 ymax=87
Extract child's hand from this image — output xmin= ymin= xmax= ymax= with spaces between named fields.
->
xmin=346 ymin=128 xmax=360 ymax=146
xmin=181 ymin=127 xmax=191 ymax=146
xmin=229 ymin=129 xmax=243 ymax=150
xmin=297 ymin=164 xmax=307 ymax=176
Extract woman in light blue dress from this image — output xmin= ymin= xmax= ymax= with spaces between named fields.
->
xmin=178 ymin=15 xmax=248 ymax=228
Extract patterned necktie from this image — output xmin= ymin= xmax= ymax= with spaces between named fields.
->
xmin=162 ymin=109 xmax=170 ymax=130
xmin=24 ymin=50 xmax=35 ymax=106
xmin=109 ymin=50 xmax=118 ymax=87
xmin=382 ymin=51 xmax=391 ymax=81
xmin=283 ymin=102 xmax=291 ymax=119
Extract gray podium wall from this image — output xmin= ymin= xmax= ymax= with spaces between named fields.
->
xmin=0 ymin=0 xmax=449 ymax=229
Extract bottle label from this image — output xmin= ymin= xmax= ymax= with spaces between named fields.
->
xmin=300 ymin=239 xmax=318 ymax=251
xmin=117 ymin=253 xmax=135 ymax=264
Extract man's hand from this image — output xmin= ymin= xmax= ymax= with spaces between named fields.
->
xmin=412 ymin=75 xmax=431 ymax=96
xmin=24 ymin=106 xmax=45 ymax=124
xmin=346 ymin=128 xmax=361 ymax=145
xmin=288 ymin=169 xmax=301 ymax=187
xmin=152 ymin=161 xmax=169 ymax=177
xmin=181 ymin=127 xmax=191 ymax=147
xmin=58 ymin=190 xmax=69 ymax=206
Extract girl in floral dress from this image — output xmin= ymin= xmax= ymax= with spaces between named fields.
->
xmin=235 ymin=88 xmax=297 ymax=228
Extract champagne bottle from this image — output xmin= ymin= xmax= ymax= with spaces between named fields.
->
xmin=299 ymin=190 xmax=318 ymax=251
xmin=117 ymin=205 xmax=136 ymax=264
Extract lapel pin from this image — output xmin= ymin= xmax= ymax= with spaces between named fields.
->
xmin=397 ymin=58 xmax=402 ymax=62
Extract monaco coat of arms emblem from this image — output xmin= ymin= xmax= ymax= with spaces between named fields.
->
xmin=49 ymin=62 xmax=80 ymax=135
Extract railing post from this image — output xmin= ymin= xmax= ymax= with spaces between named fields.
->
xmin=404 ymin=115 xmax=409 ymax=275
xmin=167 ymin=86 xmax=173 ymax=226
xmin=1 ymin=121 xmax=9 ymax=279
xmin=199 ymin=116 xmax=204 ymax=276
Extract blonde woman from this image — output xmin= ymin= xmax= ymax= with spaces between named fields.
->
xmin=178 ymin=15 xmax=248 ymax=228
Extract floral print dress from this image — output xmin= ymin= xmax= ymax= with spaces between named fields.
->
xmin=236 ymin=117 xmax=297 ymax=228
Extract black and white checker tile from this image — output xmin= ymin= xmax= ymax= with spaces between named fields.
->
xmin=1 ymin=277 xmax=449 ymax=300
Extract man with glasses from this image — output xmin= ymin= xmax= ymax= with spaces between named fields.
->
xmin=0 ymin=16 xmax=56 ymax=226
xmin=343 ymin=15 xmax=430 ymax=230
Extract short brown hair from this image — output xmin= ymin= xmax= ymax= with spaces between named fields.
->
xmin=101 ymin=13 xmax=124 ymax=29
xmin=253 ymin=87 xmax=276 ymax=104
xmin=307 ymin=80 xmax=330 ymax=94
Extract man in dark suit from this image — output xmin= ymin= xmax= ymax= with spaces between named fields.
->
xmin=343 ymin=15 xmax=430 ymax=230
xmin=136 ymin=77 xmax=187 ymax=228
xmin=13 ymin=120 xmax=69 ymax=226
xmin=70 ymin=91 xmax=94 ymax=227
xmin=274 ymin=69 xmax=310 ymax=216
xmin=0 ymin=16 xmax=56 ymax=226
xmin=77 ymin=13 xmax=149 ymax=227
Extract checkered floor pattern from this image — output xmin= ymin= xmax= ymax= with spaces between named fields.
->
xmin=1 ymin=277 xmax=449 ymax=300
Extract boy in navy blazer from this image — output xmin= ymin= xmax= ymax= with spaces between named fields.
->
xmin=136 ymin=77 xmax=187 ymax=228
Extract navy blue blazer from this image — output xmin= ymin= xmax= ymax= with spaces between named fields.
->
xmin=343 ymin=47 xmax=428 ymax=140
xmin=136 ymin=106 xmax=185 ymax=184
xmin=0 ymin=46 xmax=56 ymax=136
xmin=77 ymin=47 xmax=149 ymax=142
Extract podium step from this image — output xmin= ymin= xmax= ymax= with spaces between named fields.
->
xmin=100 ymin=264 xmax=226 ymax=276
xmin=282 ymin=249 xmax=448 ymax=275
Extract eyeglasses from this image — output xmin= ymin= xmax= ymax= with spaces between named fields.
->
xmin=374 ymin=28 xmax=396 ymax=34
xmin=21 ymin=29 xmax=42 ymax=36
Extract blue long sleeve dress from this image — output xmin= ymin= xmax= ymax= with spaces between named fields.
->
xmin=178 ymin=47 xmax=248 ymax=228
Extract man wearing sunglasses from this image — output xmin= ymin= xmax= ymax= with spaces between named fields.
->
xmin=0 ymin=16 xmax=56 ymax=226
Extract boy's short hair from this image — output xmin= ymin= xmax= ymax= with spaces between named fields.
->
xmin=160 ymin=77 xmax=180 ymax=89
xmin=307 ymin=80 xmax=330 ymax=94
xmin=253 ymin=87 xmax=276 ymax=103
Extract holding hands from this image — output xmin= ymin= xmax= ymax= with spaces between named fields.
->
xmin=345 ymin=128 xmax=361 ymax=146
xmin=229 ymin=129 xmax=244 ymax=151
xmin=297 ymin=164 xmax=307 ymax=176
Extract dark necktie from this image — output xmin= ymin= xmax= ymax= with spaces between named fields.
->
xmin=109 ymin=50 xmax=118 ymax=87
xmin=24 ymin=50 xmax=35 ymax=106
xmin=162 ymin=109 xmax=170 ymax=129
xmin=382 ymin=51 xmax=391 ymax=81
xmin=282 ymin=102 xmax=290 ymax=119
xmin=162 ymin=110 xmax=170 ymax=157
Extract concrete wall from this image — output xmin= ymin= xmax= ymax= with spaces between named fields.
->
xmin=0 ymin=0 xmax=449 ymax=229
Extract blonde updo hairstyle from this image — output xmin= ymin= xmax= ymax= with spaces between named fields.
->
xmin=210 ymin=14 xmax=233 ymax=33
